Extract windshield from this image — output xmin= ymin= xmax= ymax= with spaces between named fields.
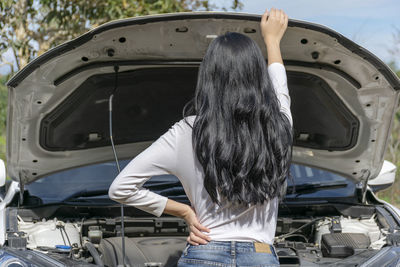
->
xmin=25 ymin=159 xmax=356 ymax=205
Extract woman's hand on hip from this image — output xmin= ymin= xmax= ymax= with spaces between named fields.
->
xmin=260 ymin=7 xmax=288 ymax=46
xmin=162 ymin=199 xmax=210 ymax=245
xmin=182 ymin=206 xmax=212 ymax=245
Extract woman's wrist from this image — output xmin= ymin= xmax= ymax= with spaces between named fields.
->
xmin=264 ymin=38 xmax=280 ymax=48
xmin=264 ymin=39 xmax=283 ymax=65
xmin=163 ymin=199 xmax=192 ymax=219
xmin=180 ymin=204 xmax=192 ymax=220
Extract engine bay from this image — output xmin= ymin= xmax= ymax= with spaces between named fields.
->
xmin=2 ymin=202 xmax=399 ymax=266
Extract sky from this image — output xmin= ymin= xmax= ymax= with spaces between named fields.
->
xmin=215 ymin=0 xmax=400 ymax=67
xmin=1 ymin=0 xmax=399 ymax=75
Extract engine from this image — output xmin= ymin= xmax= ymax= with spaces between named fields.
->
xmin=7 ymin=203 xmax=400 ymax=267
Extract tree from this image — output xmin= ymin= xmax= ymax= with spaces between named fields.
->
xmin=385 ymin=28 xmax=400 ymax=170
xmin=0 ymin=0 xmax=243 ymax=75
xmin=0 ymin=0 xmax=242 ymax=162
xmin=0 ymin=75 xmax=7 ymax=161
xmin=378 ymin=27 xmax=400 ymax=206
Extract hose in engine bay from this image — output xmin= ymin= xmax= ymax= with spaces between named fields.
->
xmin=84 ymin=241 xmax=104 ymax=267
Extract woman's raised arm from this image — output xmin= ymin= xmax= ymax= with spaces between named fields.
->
xmin=260 ymin=7 xmax=288 ymax=66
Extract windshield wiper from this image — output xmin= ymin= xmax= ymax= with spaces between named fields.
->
xmin=286 ymin=182 xmax=348 ymax=197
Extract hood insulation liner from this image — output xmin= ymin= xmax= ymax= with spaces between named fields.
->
xmin=40 ymin=67 xmax=358 ymax=151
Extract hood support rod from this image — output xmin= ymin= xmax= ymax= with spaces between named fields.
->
xmin=109 ymin=65 xmax=126 ymax=266
xmin=360 ymin=169 xmax=371 ymax=204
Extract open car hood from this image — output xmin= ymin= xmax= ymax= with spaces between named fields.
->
xmin=6 ymin=12 xmax=400 ymax=185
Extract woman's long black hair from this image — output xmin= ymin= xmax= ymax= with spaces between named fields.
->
xmin=184 ymin=32 xmax=293 ymax=206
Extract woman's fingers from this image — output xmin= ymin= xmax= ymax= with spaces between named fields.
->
xmin=182 ymin=205 xmax=212 ymax=246
xmin=187 ymin=236 xmax=199 ymax=246
xmin=186 ymin=221 xmax=212 ymax=245
xmin=189 ymin=231 xmax=208 ymax=244
xmin=188 ymin=222 xmax=211 ymax=243
xmin=284 ymin=13 xmax=288 ymax=30
xmin=190 ymin=225 xmax=212 ymax=241
xmin=279 ymin=9 xmax=285 ymax=24
xmin=261 ymin=8 xmax=268 ymax=24
xmin=267 ymin=7 xmax=286 ymax=23
xmin=270 ymin=7 xmax=276 ymax=19
xmin=194 ymin=222 xmax=211 ymax=233
xmin=260 ymin=9 xmax=268 ymax=39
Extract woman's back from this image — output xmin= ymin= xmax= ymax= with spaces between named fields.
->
xmin=172 ymin=115 xmax=279 ymax=244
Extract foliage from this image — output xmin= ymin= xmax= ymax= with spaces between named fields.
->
xmin=378 ymin=123 xmax=400 ymax=206
xmin=376 ymin=30 xmax=400 ymax=207
xmin=0 ymin=0 xmax=242 ymax=74
xmin=0 ymin=75 xmax=7 ymax=162
xmin=0 ymin=76 xmax=7 ymax=134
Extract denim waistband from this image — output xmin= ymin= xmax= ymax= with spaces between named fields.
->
xmin=184 ymin=240 xmax=277 ymax=256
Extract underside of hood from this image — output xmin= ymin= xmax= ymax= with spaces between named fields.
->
xmin=6 ymin=12 xmax=400 ymax=185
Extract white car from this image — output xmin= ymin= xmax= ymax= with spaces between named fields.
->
xmin=1 ymin=11 xmax=400 ymax=267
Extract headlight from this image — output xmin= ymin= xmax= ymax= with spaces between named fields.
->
xmin=1 ymin=259 xmax=27 ymax=267
xmin=359 ymin=246 xmax=400 ymax=267
xmin=0 ymin=251 xmax=28 ymax=267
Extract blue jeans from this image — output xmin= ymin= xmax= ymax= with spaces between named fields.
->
xmin=177 ymin=240 xmax=280 ymax=267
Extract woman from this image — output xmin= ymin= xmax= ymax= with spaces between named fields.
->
xmin=108 ymin=7 xmax=293 ymax=266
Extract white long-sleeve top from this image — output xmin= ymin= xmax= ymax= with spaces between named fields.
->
xmin=108 ymin=62 xmax=292 ymax=244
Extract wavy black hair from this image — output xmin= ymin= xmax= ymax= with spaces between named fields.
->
xmin=184 ymin=32 xmax=293 ymax=206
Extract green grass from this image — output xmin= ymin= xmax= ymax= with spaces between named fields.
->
xmin=0 ymin=135 xmax=5 ymax=162
xmin=376 ymin=169 xmax=400 ymax=208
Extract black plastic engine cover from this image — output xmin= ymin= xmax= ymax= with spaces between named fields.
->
xmin=321 ymin=233 xmax=370 ymax=258
xmin=99 ymin=236 xmax=187 ymax=266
